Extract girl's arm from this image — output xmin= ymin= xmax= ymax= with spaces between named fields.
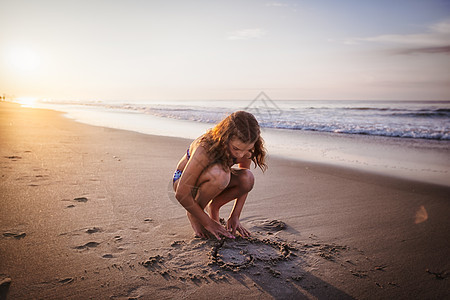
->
xmin=231 ymin=154 xmax=252 ymax=218
xmin=228 ymin=153 xmax=253 ymax=237
xmin=227 ymin=193 xmax=251 ymax=237
xmin=237 ymin=151 xmax=252 ymax=169
xmin=229 ymin=193 xmax=246 ymax=221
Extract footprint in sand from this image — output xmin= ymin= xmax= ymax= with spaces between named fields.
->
xmin=58 ymin=277 xmax=74 ymax=285
xmin=426 ymin=269 xmax=449 ymax=280
xmin=250 ymin=219 xmax=287 ymax=234
xmin=62 ymin=197 xmax=88 ymax=206
xmin=74 ymin=241 xmax=100 ymax=250
xmin=73 ymin=197 xmax=88 ymax=203
xmin=86 ymin=227 xmax=101 ymax=234
xmin=3 ymin=232 xmax=26 ymax=239
xmin=0 ymin=277 xmax=12 ymax=299
xmin=4 ymin=156 xmax=22 ymax=161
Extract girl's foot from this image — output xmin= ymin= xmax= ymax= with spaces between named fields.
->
xmin=187 ymin=212 xmax=208 ymax=239
xmin=206 ymin=203 xmax=220 ymax=223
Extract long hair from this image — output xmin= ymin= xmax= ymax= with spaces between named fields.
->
xmin=200 ymin=111 xmax=267 ymax=172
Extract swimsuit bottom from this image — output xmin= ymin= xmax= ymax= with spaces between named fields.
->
xmin=173 ymin=148 xmax=191 ymax=183
xmin=173 ymin=169 xmax=182 ymax=183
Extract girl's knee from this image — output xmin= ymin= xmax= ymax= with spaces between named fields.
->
xmin=206 ymin=164 xmax=230 ymax=190
xmin=238 ymin=169 xmax=254 ymax=192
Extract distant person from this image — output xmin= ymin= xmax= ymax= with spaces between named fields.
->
xmin=172 ymin=111 xmax=267 ymax=240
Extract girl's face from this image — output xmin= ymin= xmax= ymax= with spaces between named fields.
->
xmin=228 ymin=137 xmax=255 ymax=159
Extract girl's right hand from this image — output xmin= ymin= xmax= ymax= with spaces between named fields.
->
xmin=227 ymin=216 xmax=251 ymax=238
xmin=204 ymin=219 xmax=235 ymax=240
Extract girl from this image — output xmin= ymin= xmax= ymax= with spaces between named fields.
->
xmin=173 ymin=111 xmax=267 ymax=240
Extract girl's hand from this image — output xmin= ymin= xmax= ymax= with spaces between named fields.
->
xmin=227 ymin=216 xmax=251 ymax=238
xmin=204 ymin=219 xmax=235 ymax=240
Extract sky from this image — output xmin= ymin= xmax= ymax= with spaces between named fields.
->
xmin=1 ymin=0 xmax=450 ymax=102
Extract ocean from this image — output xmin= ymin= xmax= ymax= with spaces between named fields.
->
xmin=40 ymin=98 xmax=449 ymax=140
xmin=30 ymin=98 xmax=450 ymax=186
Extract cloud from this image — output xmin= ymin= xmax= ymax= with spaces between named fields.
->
xmin=345 ymin=20 xmax=450 ymax=54
xmin=265 ymin=2 xmax=288 ymax=7
xmin=392 ymin=45 xmax=450 ymax=55
xmin=227 ymin=28 xmax=266 ymax=40
xmin=431 ymin=20 xmax=450 ymax=34
xmin=358 ymin=33 xmax=446 ymax=46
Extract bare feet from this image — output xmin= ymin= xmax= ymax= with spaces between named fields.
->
xmin=187 ymin=211 xmax=209 ymax=239
xmin=206 ymin=203 xmax=220 ymax=223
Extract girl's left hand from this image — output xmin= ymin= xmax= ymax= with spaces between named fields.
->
xmin=227 ymin=217 xmax=251 ymax=237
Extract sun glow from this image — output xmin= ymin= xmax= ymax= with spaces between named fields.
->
xmin=16 ymin=97 xmax=38 ymax=107
xmin=6 ymin=47 xmax=40 ymax=72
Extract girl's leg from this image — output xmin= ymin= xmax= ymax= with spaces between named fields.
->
xmin=180 ymin=164 xmax=231 ymax=238
xmin=207 ymin=169 xmax=254 ymax=222
xmin=194 ymin=165 xmax=231 ymax=208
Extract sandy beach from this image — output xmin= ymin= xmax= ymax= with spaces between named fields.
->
xmin=1 ymin=101 xmax=449 ymax=299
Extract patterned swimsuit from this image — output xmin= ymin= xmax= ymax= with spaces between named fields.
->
xmin=173 ymin=148 xmax=191 ymax=183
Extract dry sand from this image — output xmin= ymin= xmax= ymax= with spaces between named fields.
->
xmin=0 ymin=102 xmax=449 ymax=299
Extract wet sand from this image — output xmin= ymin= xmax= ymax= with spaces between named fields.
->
xmin=0 ymin=102 xmax=449 ymax=299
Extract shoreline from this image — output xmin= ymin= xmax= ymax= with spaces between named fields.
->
xmin=26 ymin=101 xmax=450 ymax=187
xmin=1 ymin=102 xmax=449 ymax=299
